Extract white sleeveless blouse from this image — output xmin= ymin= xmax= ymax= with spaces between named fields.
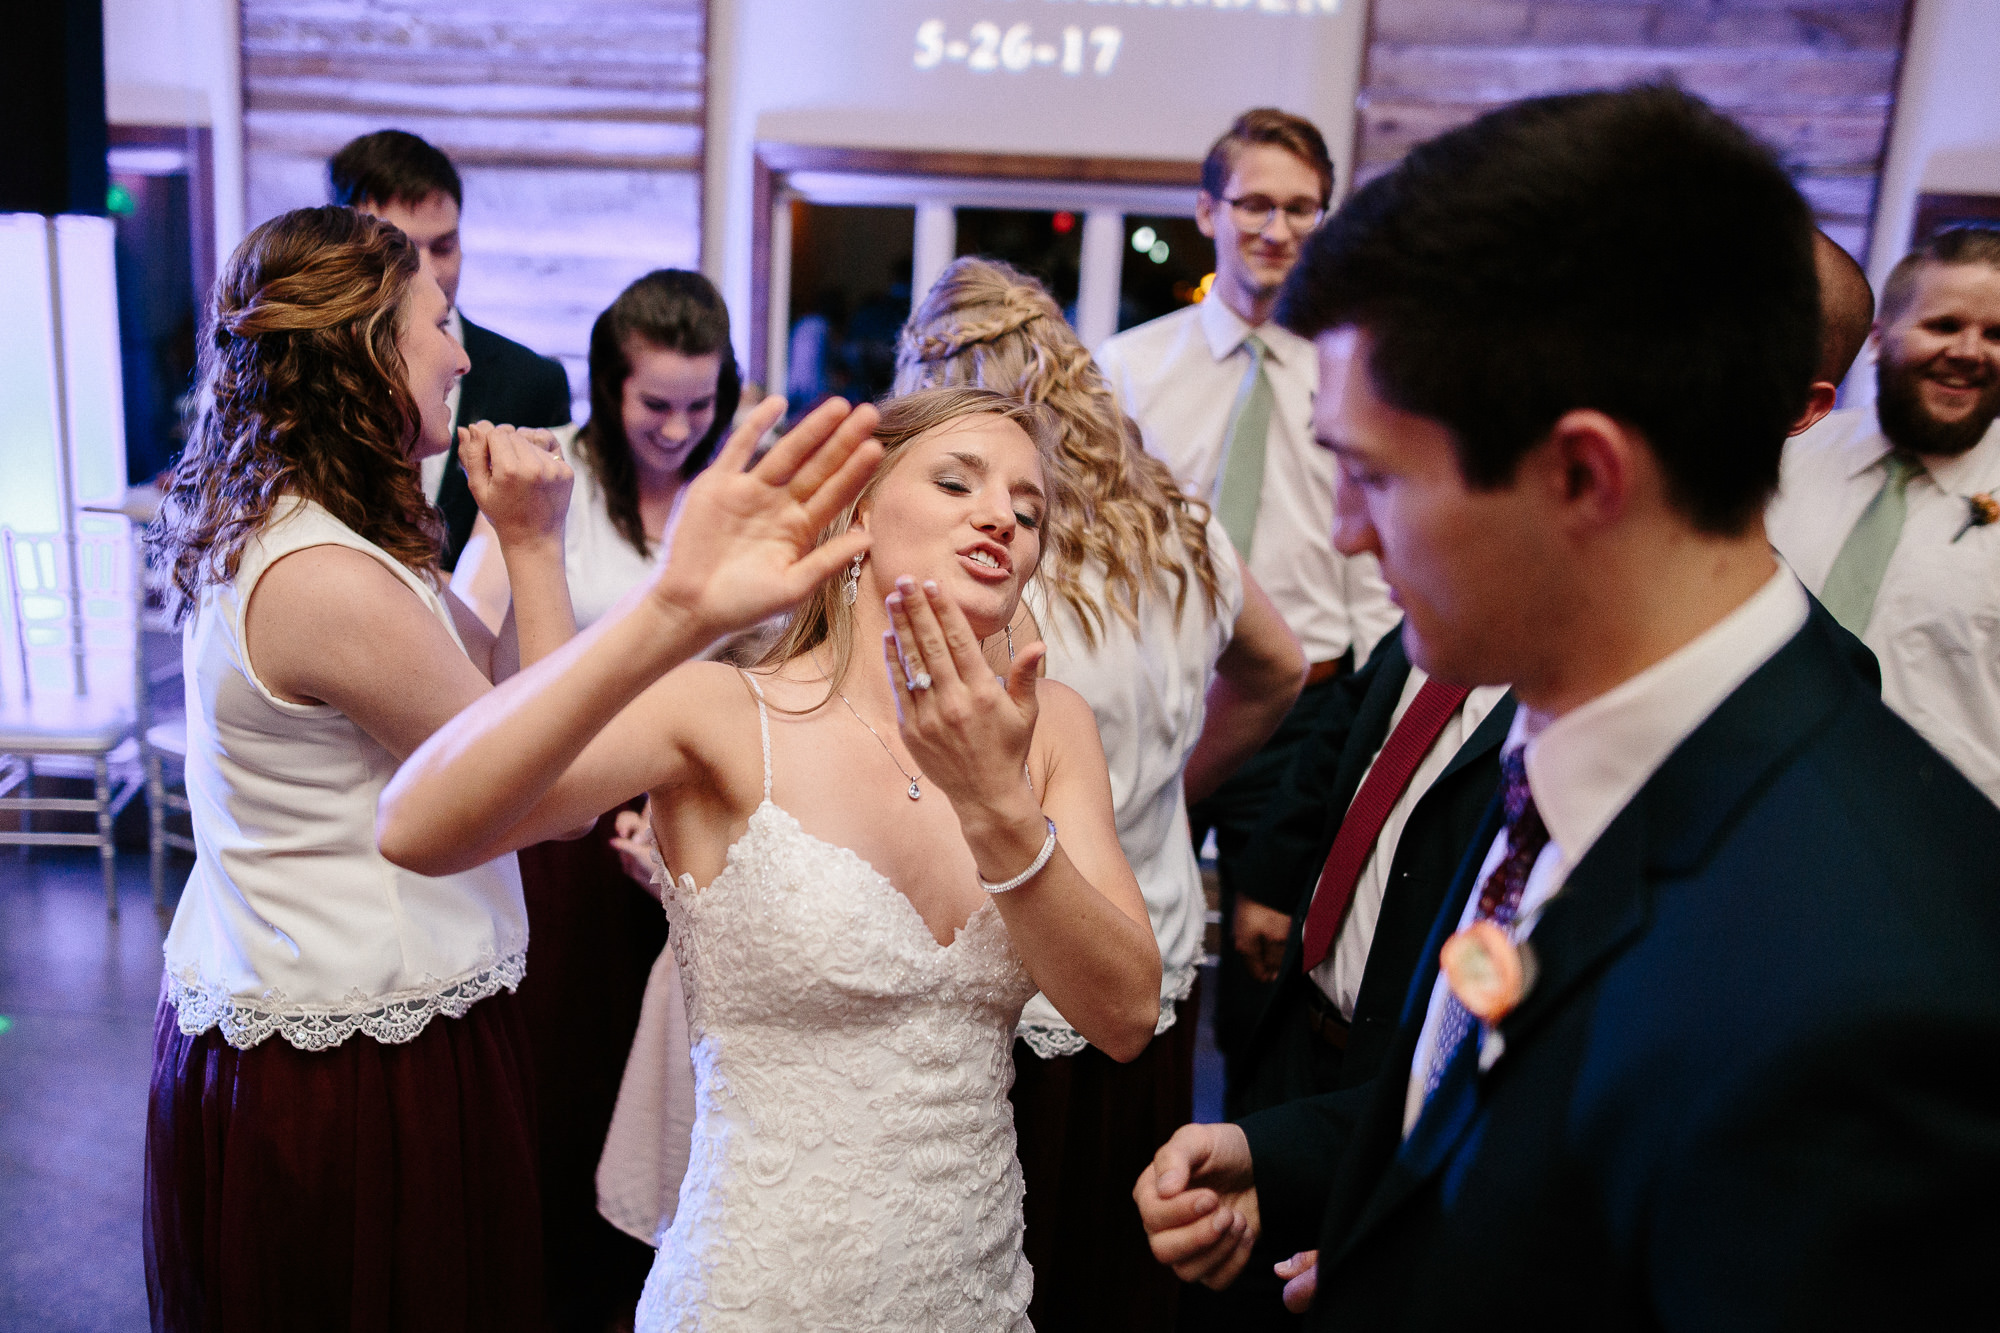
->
xmin=162 ymin=499 xmax=528 ymax=1051
xmin=1018 ymin=515 xmax=1244 ymax=1057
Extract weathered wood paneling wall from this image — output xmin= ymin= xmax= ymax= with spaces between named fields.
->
xmin=242 ymin=0 xmax=1908 ymax=388
xmin=1358 ymin=0 xmax=1909 ymax=259
xmin=241 ymin=0 xmax=706 ymax=402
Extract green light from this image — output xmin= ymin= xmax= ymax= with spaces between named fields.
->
xmin=106 ymin=183 xmax=136 ymax=217
xmin=0 ymin=1016 xmax=13 ymax=1035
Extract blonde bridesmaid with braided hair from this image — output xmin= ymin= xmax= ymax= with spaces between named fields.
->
xmin=895 ymin=256 xmax=1306 ymax=1331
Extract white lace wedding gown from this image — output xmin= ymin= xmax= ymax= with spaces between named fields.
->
xmin=634 ymin=676 xmax=1040 ymax=1331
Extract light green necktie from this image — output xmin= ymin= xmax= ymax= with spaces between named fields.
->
xmin=1215 ymin=334 xmax=1273 ymax=555
xmin=1820 ymin=452 xmax=1923 ymax=636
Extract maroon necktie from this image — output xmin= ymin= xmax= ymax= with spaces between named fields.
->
xmin=1300 ymin=678 xmax=1472 ymax=973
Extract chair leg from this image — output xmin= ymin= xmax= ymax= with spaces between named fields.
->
xmin=95 ymin=756 xmax=118 ymax=919
xmin=147 ymin=749 xmax=166 ymax=908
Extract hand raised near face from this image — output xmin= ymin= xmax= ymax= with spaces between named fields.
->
xmin=647 ymin=395 xmax=883 ymax=642
xmin=882 ymin=576 xmax=1048 ymax=818
xmin=458 ymin=422 xmax=572 ymax=547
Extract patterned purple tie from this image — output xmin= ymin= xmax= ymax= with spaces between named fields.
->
xmin=1419 ymin=748 xmax=1550 ymax=1108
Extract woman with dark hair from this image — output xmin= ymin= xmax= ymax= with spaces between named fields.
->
xmin=453 ymin=269 xmax=749 ymax=1328
xmin=458 ymin=268 xmax=742 ymax=630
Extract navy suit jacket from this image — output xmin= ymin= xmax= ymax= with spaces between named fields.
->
xmin=435 ymin=315 xmax=571 ymax=570
xmin=1237 ymin=628 xmax=1516 ymax=1098
xmin=1240 ymin=604 xmax=2000 ymax=1329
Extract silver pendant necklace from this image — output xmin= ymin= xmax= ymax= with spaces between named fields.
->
xmin=836 ymin=690 xmax=923 ymax=800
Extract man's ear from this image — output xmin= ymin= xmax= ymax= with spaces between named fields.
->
xmin=1789 ymin=382 xmax=1839 ymax=437
xmin=1194 ymin=192 xmax=1217 ymax=240
xmin=1542 ymin=409 xmax=1636 ymax=530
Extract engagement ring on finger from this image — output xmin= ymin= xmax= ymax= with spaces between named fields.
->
xmin=910 ymin=671 xmax=933 ymax=692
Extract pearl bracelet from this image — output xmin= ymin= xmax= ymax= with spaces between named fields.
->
xmin=979 ymin=817 xmax=1058 ymax=894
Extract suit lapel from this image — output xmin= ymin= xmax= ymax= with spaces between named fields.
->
xmin=1322 ymin=615 xmax=1862 ymax=1261
xmin=1276 ymin=637 xmax=1410 ymax=932
xmin=1429 ymin=691 xmax=1513 ymax=791
xmin=1498 ymin=613 xmax=1858 ymax=1054
xmin=1323 ymin=642 xmax=1414 ymax=840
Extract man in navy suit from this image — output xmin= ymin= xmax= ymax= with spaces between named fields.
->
xmin=330 ymin=130 xmax=572 ymax=570
xmin=1136 ymin=86 xmax=2000 ymax=1328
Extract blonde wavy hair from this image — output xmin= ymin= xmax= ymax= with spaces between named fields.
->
xmin=757 ymin=385 xmax=1067 ymax=709
xmin=893 ymin=257 xmax=1221 ymax=647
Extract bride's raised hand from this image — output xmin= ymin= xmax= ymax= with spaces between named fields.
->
xmin=650 ymin=395 xmax=883 ymax=640
xmin=884 ymin=576 xmax=1047 ymax=817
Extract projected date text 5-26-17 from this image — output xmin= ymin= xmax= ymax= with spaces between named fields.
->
xmin=914 ymin=21 xmax=1122 ymax=75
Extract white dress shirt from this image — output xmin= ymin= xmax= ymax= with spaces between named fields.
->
xmin=1766 ymin=406 xmax=2000 ymax=804
xmin=420 ymin=307 xmax=469 ymax=503
xmin=1308 ymin=670 xmax=1510 ymax=1021
xmin=1402 ymin=569 xmax=1809 ymax=1134
xmin=1097 ymin=298 xmax=1399 ymax=666
xmin=555 ymin=423 xmax=674 ymax=631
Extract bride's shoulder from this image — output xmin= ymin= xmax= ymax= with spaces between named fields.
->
xmin=1032 ymin=679 xmax=1103 ymax=753
xmin=637 ymin=660 xmax=770 ymax=787
xmin=650 ymin=659 xmax=816 ymax=731
xmin=651 ymin=659 xmax=762 ymax=721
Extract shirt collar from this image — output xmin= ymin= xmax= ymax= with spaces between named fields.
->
xmin=1506 ymin=567 xmax=1809 ymax=874
xmin=1837 ymin=418 xmax=1893 ymax=482
xmin=1848 ymin=411 xmax=2000 ymax=490
xmin=1915 ymin=420 xmax=2000 ymax=494
xmin=1195 ymin=293 xmax=1305 ymax=368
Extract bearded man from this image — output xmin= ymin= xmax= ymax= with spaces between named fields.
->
xmin=1768 ymin=225 xmax=2000 ymax=805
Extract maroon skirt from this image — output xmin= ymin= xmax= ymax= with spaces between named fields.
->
xmin=144 ymin=985 xmax=545 ymax=1333
xmin=512 ymin=807 xmax=667 ymax=1329
xmin=1009 ymin=973 xmax=1202 ymax=1333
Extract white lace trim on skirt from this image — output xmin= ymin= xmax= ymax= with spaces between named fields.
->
xmin=166 ymin=948 xmax=528 ymax=1052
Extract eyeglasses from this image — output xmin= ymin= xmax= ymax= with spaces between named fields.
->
xmin=1224 ymin=195 xmax=1325 ymax=234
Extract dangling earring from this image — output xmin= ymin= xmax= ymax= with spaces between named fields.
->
xmin=1004 ymin=623 xmax=1015 ymax=661
xmin=843 ymin=552 xmax=863 ymax=606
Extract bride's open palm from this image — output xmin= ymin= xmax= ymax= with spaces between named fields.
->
xmin=652 ymin=395 xmax=884 ymax=640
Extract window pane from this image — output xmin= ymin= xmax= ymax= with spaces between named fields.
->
xmin=1117 ymin=214 xmax=1208 ymax=333
xmin=953 ymin=208 xmax=1083 ymax=320
xmin=787 ymin=202 xmax=915 ymax=409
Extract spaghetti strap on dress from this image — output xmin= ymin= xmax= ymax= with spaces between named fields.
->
xmin=632 ymin=671 xmax=1039 ymax=1331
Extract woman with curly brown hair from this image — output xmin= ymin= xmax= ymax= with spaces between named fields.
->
xmin=142 ymin=204 xmax=585 ymax=1330
xmin=894 ymin=257 xmax=1306 ymax=1332
xmin=145 ymin=203 xmax=884 ymax=1330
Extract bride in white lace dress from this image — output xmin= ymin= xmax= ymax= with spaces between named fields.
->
xmin=380 ymin=386 xmax=1163 ymax=1330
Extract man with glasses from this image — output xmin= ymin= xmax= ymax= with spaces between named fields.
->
xmin=1099 ymin=109 xmax=1399 ymax=1109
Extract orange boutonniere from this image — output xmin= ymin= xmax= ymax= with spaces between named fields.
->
xmin=1441 ymin=921 xmax=1529 ymax=1021
xmin=1953 ymin=492 xmax=1999 ymax=543
xmin=1440 ymin=921 xmax=1538 ymax=1070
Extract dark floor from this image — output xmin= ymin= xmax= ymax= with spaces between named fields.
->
xmin=0 ymin=847 xmax=1225 ymax=1331
xmin=0 ymin=848 xmax=186 ymax=1333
